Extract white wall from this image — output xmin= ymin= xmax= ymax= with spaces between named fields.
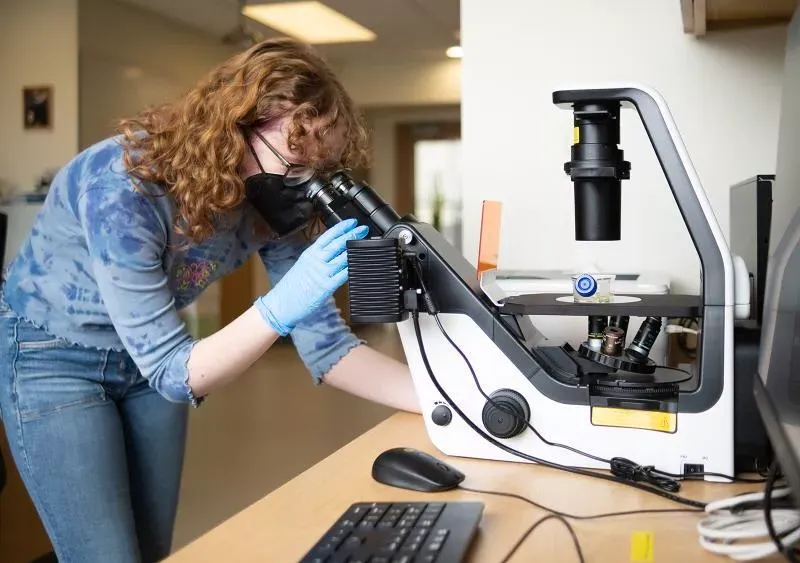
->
xmin=78 ymin=0 xmax=239 ymax=148
xmin=461 ymin=0 xmax=787 ymax=293
xmin=339 ymin=59 xmax=461 ymax=107
xmin=0 ymin=0 xmax=79 ymax=193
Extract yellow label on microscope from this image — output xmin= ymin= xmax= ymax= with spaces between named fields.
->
xmin=591 ymin=407 xmax=677 ymax=433
xmin=573 ymin=126 xmax=580 ymax=144
xmin=630 ymin=531 xmax=654 ymax=562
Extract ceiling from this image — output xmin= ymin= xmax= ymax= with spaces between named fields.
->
xmin=116 ymin=0 xmax=461 ymax=66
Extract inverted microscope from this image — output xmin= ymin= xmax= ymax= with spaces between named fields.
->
xmin=304 ymin=85 xmax=745 ymax=484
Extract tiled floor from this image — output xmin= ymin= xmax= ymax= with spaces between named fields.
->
xmin=172 ymin=324 xmax=406 ymax=549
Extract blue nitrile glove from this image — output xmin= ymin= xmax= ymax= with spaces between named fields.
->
xmin=255 ymin=219 xmax=369 ymax=336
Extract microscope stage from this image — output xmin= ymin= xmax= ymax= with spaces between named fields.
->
xmin=499 ymin=292 xmax=702 ymax=317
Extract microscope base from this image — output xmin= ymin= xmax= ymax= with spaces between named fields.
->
xmin=397 ymin=311 xmax=735 ymax=480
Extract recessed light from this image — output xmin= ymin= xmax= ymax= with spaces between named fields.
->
xmin=446 ymin=45 xmax=462 ymax=59
xmin=243 ymin=1 xmax=376 ymax=44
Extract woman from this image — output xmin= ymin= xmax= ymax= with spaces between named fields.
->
xmin=0 ymin=38 xmax=419 ymax=562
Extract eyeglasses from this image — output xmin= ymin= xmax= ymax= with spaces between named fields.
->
xmin=251 ymin=130 xmax=316 ymax=187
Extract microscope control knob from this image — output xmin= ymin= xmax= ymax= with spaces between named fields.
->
xmin=482 ymin=389 xmax=530 ymax=439
xmin=431 ymin=404 xmax=452 ymax=426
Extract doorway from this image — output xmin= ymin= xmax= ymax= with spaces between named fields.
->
xmin=395 ymin=121 xmax=462 ymax=253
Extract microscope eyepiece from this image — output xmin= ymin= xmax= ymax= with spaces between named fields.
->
xmin=305 ymin=170 xmax=401 ymax=237
xmin=564 ymin=103 xmax=630 ymax=241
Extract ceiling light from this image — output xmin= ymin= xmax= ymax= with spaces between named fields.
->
xmin=243 ymin=1 xmax=376 ymax=44
xmin=446 ymin=45 xmax=462 ymax=59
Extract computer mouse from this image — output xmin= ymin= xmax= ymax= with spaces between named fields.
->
xmin=371 ymin=447 xmax=465 ymax=492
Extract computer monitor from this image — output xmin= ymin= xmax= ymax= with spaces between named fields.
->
xmin=753 ymin=6 xmax=800 ymax=498
xmin=730 ymin=175 xmax=773 ymax=326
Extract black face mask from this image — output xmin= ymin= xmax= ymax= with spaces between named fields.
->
xmin=245 ymin=172 xmax=315 ymax=238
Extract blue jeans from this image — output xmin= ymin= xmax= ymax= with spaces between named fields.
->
xmin=0 ymin=298 xmax=188 ymax=562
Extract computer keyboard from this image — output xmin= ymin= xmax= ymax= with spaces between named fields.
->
xmin=299 ymin=500 xmax=484 ymax=563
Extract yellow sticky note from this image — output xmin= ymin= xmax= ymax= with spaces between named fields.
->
xmin=630 ymin=531 xmax=654 ymax=562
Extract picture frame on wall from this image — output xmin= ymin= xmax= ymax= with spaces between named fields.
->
xmin=23 ymin=86 xmax=53 ymax=129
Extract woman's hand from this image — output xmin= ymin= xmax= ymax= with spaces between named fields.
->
xmin=255 ymin=219 xmax=368 ymax=335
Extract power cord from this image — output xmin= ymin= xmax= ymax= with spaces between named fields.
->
xmin=499 ymin=514 xmax=584 ymax=563
xmin=695 ymin=460 xmax=800 ymax=561
xmin=458 ymin=484 xmax=701 ymax=520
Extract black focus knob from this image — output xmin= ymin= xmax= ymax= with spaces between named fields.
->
xmin=482 ymin=389 xmax=530 ymax=439
xmin=431 ymin=404 xmax=452 ymax=426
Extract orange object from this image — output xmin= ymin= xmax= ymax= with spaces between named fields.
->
xmin=477 ymin=200 xmax=502 ymax=279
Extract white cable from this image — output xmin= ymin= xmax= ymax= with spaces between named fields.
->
xmin=705 ymin=488 xmax=792 ymax=513
xmin=665 ymin=325 xmax=700 ymax=335
xmin=697 ymin=487 xmax=800 ymax=561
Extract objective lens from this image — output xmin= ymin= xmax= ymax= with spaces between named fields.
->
xmin=601 ymin=326 xmax=625 ymax=356
xmin=587 ymin=315 xmax=608 ymax=350
xmin=626 ymin=316 xmax=662 ymax=360
xmin=609 ymin=315 xmax=630 ymax=339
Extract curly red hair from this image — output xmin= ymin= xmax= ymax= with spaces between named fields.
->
xmin=117 ymin=37 xmax=369 ymax=243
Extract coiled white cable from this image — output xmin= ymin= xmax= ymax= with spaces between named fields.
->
xmin=697 ymin=487 xmax=800 ymax=560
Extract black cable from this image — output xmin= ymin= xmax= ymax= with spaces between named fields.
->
xmin=660 ymin=468 xmax=767 ymax=484
xmin=432 ymin=313 xmax=610 ymax=464
xmin=498 ymin=514 xmax=584 ymax=563
xmin=411 ymin=311 xmax=707 ymax=510
xmin=458 ymin=485 xmax=700 ymax=520
xmin=765 ymin=460 xmax=799 ymax=562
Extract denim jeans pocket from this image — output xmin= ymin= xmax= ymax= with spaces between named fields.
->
xmin=13 ymin=319 xmax=109 ymax=421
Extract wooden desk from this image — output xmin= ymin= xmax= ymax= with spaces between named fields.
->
xmin=167 ymin=412 xmax=776 ymax=562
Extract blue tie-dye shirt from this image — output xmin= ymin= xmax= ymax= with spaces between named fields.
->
xmin=0 ymin=136 xmax=363 ymax=405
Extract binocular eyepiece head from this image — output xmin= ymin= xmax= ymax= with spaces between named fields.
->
xmin=305 ymin=169 xmax=401 ymax=237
